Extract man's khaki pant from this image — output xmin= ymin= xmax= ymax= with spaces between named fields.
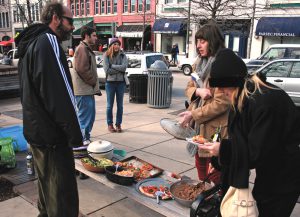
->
xmin=31 ymin=144 xmax=79 ymax=217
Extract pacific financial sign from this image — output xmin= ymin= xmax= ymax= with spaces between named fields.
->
xmin=258 ymin=32 xmax=296 ymax=36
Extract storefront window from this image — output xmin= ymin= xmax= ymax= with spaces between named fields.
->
xmin=131 ymin=0 xmax=136 ymax=12
xmin=13 ymin=7 xmax=17 ymax=23
xmin=76 ymin=3 xmax=79 ymax=15
xmin=36 ymin=4 xmax=39 ymax=20
xmin=31 ymin=5 xmax=35 ymax=21
xmin=165 ymin=0 xmax=173 ymax=3
xmin=232 ymin=37 xmax=240 ymax=53
xmin=5 ymin=12 xmax=8 ymax=27
xmin=95 ymin=0 xmax=99 ymax=14
xmin=123 ymin=0 xmax=128 ymax=12
xmin=86 ymin=0 xmax=90 ymax=15
xmin=146 ymin=0 xmax=150 ymax=11
xmin=101 ymin=0 xmax=105 ymax=14
xmin=81 ymin=2 xmax=84 ymax=15
xmin=113 ymin=0 xmax=117 ymax=13
xmin=107 ymin=0 xmax=111 ymax=13
xmin=71 ymin=3 xmax=75 ymax=15
xmin=224 ymin=35 xmax=229 ymax=48
xmin=178 ymin=0 xmax=186 ymax=2
xmin=138 ymin=0 xmax=142 ymax=11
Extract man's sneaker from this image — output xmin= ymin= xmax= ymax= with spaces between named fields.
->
xmin=108 ymin=124 xmax=116 ymax=133
xmin=116 ymin=124 xmax=122 ymax=133
xmin=83 ymin=140 xmax=91 ymax=146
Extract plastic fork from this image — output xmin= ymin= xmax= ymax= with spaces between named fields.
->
xmin=155 ymin=191 xmax=164 ymax=204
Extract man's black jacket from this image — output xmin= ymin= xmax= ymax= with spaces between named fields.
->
xmin=16 ymin=24 xmax=83 ymax=147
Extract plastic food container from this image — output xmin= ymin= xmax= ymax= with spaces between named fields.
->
xmin=87 ymin=140 xmax=114 ymax=160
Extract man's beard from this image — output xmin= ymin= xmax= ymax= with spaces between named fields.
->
xmin=57 ymin=23 xmax=72 ymax=41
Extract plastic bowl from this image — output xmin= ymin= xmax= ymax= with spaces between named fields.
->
xmin=105 ymin=166 xmax=134 ymax=186
xmin=81 ymin=159 xmax=105 ymax=173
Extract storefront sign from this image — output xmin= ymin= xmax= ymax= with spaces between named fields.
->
xmin=257 ymin=32 xmax=296 ymax=37
xmin=116 ymin=31 xmax=143 ymax=38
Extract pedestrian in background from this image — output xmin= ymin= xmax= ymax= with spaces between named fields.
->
xmin=68 ymin=46 xmax=74 ymax=57
xmin=16 ymin=2 xmax=82 ymax=217
xmin=71 ymin=26 xmax=100 ymax=146
xmin=201 ymin=48 xmax=300 ymax=216
xmin=179 ymin=23 xmax=229 ymax=185
xmin=171 ymin=44 xmax=177 ymax=65
xmin=103 ymin=38 xmax=128 ymax=133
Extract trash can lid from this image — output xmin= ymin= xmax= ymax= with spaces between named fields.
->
xmin=160 ymin=118 xmax=196 ymax=140
xmin=150 ymin=60 xmax=168 ymax=70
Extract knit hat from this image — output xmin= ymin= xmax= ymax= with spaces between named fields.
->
xmin=209 ymin=48 xmax=247 ymax=88
xmin=108 ymin=38 xmax=121 ymax=47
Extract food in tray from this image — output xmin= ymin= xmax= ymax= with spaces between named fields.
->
xmin=81 ymin=157 xmax=114 ymax=168
xmin=114 ymin=157 xmax=162 ymax=181
xmin=115 ymin=170 xmax=134 ymax=177
xmin=139 ymin=185 xmax=172 ymax=200
xmin=192 ymin=135 xmax=207 ymax=144
xmin=172 ymin=182 xmax=206 ymax=201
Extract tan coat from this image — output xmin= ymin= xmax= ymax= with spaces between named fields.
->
xmin=71 ymin=41 xmax=100 ymax=96
xmin=185 ymin=80 xmax=230 ymax=157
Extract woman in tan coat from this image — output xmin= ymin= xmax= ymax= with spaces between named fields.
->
xmin=179 ymin=23 xmax=230 ymax=184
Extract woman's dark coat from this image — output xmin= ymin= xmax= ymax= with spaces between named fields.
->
xmin=220 ymin=84 xmax=300 ymax=201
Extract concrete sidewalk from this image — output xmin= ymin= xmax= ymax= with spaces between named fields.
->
xmin=0 ymin=73 xmax=299 ymax=217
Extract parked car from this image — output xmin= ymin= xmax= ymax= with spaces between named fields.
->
xmin=7 ymin=49 xmax=19 ymax=66
xmin=67 ymin=51 xmax=103 ymax=68
xmin=245 ymin=44 xmax=300 ymax=73
xmin=254 ymin=59 xmax=300 ymax=106
xmin=177 ymin=57 xmax=197 ymax=76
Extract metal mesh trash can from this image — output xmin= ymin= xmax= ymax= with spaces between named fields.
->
xmin=128 ymin=74 xmax=148 ymax=103
xmin=147 ymin=70 xmax=173 ymax=108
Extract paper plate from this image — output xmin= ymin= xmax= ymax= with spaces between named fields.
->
xmin=160 ymin=118 xmax=196 ymax=140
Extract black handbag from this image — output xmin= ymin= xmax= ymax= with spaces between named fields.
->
xmin=190 ymin=184 xmax=222 ymax=217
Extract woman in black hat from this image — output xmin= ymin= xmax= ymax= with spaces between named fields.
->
xmin=200 ymin=48 xmax=300 ymax=216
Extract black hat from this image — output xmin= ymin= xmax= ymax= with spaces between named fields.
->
xmin=209 ymin=48 xmax=247 ymax=88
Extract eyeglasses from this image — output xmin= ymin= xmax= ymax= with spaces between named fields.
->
xmin=62 ymin=16 xmax=74 ymax=26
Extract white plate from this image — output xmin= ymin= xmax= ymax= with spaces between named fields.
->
xmin=185 ymin=138 xmax=204 ymax=146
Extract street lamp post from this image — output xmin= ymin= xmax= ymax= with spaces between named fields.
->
xmin=185 ymin=0 xmax=191 ymax=58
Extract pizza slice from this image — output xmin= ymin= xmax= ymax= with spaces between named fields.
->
xmin=139 ymin=185 xmax=172 ymax=200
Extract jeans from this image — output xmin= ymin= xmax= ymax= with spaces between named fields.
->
xmin=105 ymin=82 xmax=126 ymax=126
xmin=75 ymin=95 xmax=95 ymax=141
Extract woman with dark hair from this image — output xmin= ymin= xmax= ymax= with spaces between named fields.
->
xmin=103 ymin=38 xmax=128 ymax=133
xmin=179 ymin=23 xmax=230 ymax=185
xmin=201 ymin=48 xmax=300 ymax=216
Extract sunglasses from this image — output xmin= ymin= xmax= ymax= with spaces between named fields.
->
xmin=62 ymin=16 xmax=74 ymax=26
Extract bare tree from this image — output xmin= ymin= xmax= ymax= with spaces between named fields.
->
xmin=13 ymin=0 xmax=45 ymax=27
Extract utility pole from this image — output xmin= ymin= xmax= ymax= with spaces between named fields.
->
xmin=141 ymin=0 xmax=146 ymax=51
xmin=26 ymin=0 xmax=32 ymax=25
xmin=247 ymin=0 xmax=256 ymax=58
xmin=185 ymin=0 xmax=191 ymax=58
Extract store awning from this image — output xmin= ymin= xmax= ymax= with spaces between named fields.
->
xmin=116 ymin=25 xmax=149 ymax=38
xmin=153 ymin=19 xmax=186 ymax=34
xmin=255 ymin=17 xmax=300 ymax=37
xmin=96 ymin=23 xmax=113 ymax=35
xmin=72 ymin=18 xmax=94 ymax=38
xmin=0 ymin=40 xmax=12 ymax=46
